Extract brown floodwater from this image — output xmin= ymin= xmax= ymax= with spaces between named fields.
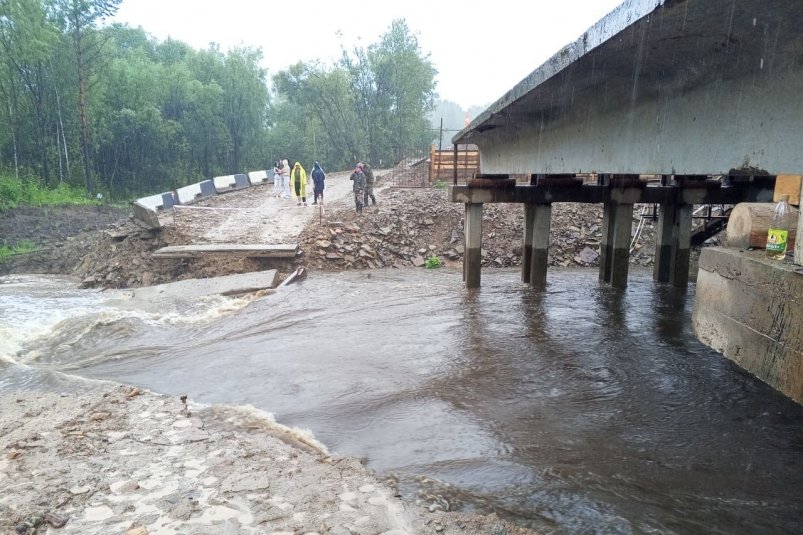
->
xmin=2 ymin=269 xmax=801 ymax=534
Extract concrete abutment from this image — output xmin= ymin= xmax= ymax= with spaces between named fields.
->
xmin=693 ymin=248 xmax=803 ymax=404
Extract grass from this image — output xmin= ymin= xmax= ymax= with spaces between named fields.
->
xmin=0 ymin=174 xmax=97 ymax=212
xmin=433 ymin=180 xmax=448 ymax=189
xmin=0 ymin=240 xmax=40 ymax=263
xmin=425 ymin=255 xmax=442 ymax=269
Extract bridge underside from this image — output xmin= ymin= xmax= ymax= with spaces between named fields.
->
xmin=451 ymin=0 xmax=802 ymax=289
xmin=455 ymin=0 xmax=803 ymax=176
xmin=452 ymin=177 xmax=774 ymax=288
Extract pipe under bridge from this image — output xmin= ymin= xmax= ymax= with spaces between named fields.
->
xmin=451 ymin=0 xmax=802 ymax=288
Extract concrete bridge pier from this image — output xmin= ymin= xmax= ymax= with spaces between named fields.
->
xmin=529 ymin=203 xmax=552 ymax=289
xmin=599 ymin=201 xmax=634 ymax=288
xmin=653 ymin=176 xmax=705 ymax=287
xmin=598 ymin=176 xmax=641 ymax=288
xmin=653 ymin=202 xmax=693 ymax=287
xmin=464 ymin=203 xmax=483 ymax=288
xmin=521 ymin=204 xmax=535 ymax=284
xmin=521 ymin=203 xmax=553 ymax=288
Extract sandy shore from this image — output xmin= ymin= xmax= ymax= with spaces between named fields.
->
xmin=0 ymin=386 xmax=536 ymax=534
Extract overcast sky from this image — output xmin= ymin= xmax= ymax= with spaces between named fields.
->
xmin=111 ymin=0 xmax=623 ymax=110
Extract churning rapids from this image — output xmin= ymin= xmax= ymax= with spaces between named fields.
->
xmin=1 ymin=269 xmax=801 ymax=534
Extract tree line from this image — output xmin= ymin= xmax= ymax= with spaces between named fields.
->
xmin=0 ymin=1 xmax=438 ymax=199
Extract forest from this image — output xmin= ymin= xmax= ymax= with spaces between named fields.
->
xmin=0 ymin=0 xmax=443 ymax=199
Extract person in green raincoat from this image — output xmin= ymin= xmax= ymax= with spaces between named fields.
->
xmin=291 ymin=162 xmax=308 ymax=206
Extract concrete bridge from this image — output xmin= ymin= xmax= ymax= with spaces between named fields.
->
xmin=451 ymin=0 xmax=802 ymax=289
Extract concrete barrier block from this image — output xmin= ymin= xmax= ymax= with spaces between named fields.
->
xmin=161 ymin=192 xmax=177 ymax=209
xmin=199 ymin=180 xmax=215 ymax=197
xmin=233 ymin=173 xmax=249 ymax=189
xmin=248 ymin=170 xmax=271 ymax=185
xmin=213 ymin=174 xmax=250 ymax=193
xmin=132 ymin=201 xmax=162 ymax=229
xmin=212 ymin=174 xmax=237 ymax=193
xmin=176 ymin=180 xmax=216 ymax=205
xmin=136 ymin=193 xmax=165 ymax=211
xmin=176 ymin=183 xmax=201 ymax=205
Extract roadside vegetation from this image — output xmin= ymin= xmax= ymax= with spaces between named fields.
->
xmin=0 ymin=0 xmax=438 ymax=200
xmin=0 ymin=174 xmax=96 ymax=212
xmin=0 ymin=172 xmax=107 ymax=267
xmin=0 ymin=240 xmax=39 ymax=263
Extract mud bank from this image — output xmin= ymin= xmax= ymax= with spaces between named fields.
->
xmin=0 ymin=386 xmax=536 ymax=535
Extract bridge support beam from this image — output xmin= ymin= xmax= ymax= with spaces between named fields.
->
xmin=599 ymin=202 xmax=633 ymax=288
xmin=464 ymin=203 xmax=483 ymax=288
xmin=654 ymin=202 xmax=693 ymax=287
xmin=521 ymin=204 xmax=535 ymax=283
xmin=529 ymin=203 xmax=552 ymax=289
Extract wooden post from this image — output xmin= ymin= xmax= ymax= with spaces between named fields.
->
xmin=428 ymin=144 xmax=435 ymax=184
xmin=464 ymin=203 xmax=483 ymax=288
xmin=530 ymin=203 xmax=552 ymax=289
xmin=453 ymin=144 xmax=458 ymax=185
xmin=522 ymin=204 xmax=535 ymax=283
xmin=797 ymin=178 xmax=803 ymax=266
xmin=435 ymin=118 xmax=443 ymax=183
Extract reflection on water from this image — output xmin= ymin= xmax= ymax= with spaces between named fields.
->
xmin=2 ymin=269 xmax=802 ymax=534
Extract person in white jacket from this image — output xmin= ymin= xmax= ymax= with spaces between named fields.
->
xmin=280 ymin=158 xmax=291 ymax=199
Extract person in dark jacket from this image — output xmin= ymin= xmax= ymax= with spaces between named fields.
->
xmin=311 ymin=162 xmax=326 ymax=205
xmin=350 ymin=164 xmax=366 ymax=214
xmin=362 ymin=162 xmax=376 ymax=206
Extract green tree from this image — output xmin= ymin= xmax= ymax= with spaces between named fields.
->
xmin=369 ymin=19 xmax=437 ymax=163
xmin=219 ymin=47 xmax=268 ymax=173
xmin=272 ymin=18 xmax=438 ymax=170
xmin=54 ymin=0 xmax=122 ymax=193
xmin=0 ymin=0 xmax=60 ymax=181
xmin=274 ymin=61 xmax=363 ymax=168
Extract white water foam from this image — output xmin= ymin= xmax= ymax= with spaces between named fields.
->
xmin=198 ymin=402 xmax=330 ymax=456
xmin=0 ymin=275 xmax=256 ymax=365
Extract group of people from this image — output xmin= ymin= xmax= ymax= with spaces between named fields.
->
xmin=270 ymin=158 xmax=377 ymax=213
xmin=272 ymin=159 xmax=326 ymax=206
xmin=350 ymin=162 xmax=376 ymax=214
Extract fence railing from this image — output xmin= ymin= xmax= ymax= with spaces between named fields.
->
xmin=430 ymin=144 xmax=479 ymax=184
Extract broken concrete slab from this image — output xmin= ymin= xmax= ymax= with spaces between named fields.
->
xmin=129 ymin=270 xmax=279 ymax=301
xmin=152 ymin=244 xmax=298 ymax=259
xmin=132 ymin=201 xmax=162 ymax=229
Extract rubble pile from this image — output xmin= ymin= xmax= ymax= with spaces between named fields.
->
xmin=298 ymin=188 xmax=660 ymax=271
xmin=70 ymin=223 xmax=263 ymax=289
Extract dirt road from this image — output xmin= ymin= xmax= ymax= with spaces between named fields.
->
xmin=175 ymin=171 xmax=380 ymax=245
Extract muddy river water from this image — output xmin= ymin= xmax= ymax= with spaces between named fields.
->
xmin=1 ymin=268 xmax=801 ymax=534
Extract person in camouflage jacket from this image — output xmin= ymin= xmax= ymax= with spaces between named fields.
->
xmin=350 ymin=164 xmax=367 ymax=214
xmin=362 ymin=162 xmax=376 ymax=206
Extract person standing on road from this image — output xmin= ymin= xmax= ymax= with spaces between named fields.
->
xmin=281 ymin=158 xmax=291 ymax=199
xmin=291 ymin=162 xmax=308 ymax=206
xmin=350 ymin=164 xmax=366 ymax=214
xmin=362 ymin=162 xmax=376 ymax=207
xmin=311 ymin=161 xmax=326 ymax=205
xmin=272 ymin=160 xmax=283 ymax=198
